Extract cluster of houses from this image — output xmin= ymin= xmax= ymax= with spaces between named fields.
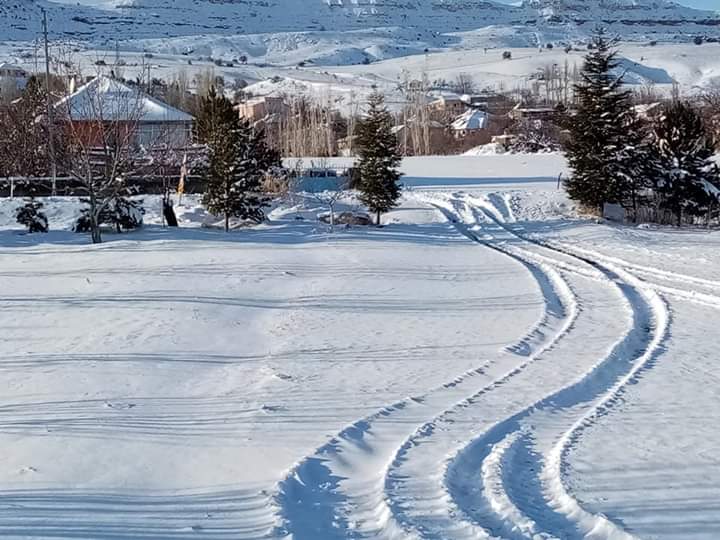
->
xmin=229 ymin=88 xmax=561 ymax=154
xmin=429 ymin=93 xmax=558 ymax=146
xmin=1 ymin=59 xmax=563 ymax=157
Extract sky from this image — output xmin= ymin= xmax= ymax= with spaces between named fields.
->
xmin=653 ymin=0 xmax=715 ymax=7
xmin=54 ymin=0 xmax=719 ymax=8
xmin=496 ymin=0 xmax=717 ymax=8
xmin=681 ymin=0 xmax=716 ymax=7
xmin=51 ymin=0 xmax=720 ymax=10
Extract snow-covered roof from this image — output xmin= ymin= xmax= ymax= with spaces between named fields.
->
xmin=55 ymin=76 xmax=193 ymax=123
xmin=0 ymin=62 xmax=26 ymax=74
xmin=392 ymin=119 xmax=444 ymax=134
xmin=451 ymin=109 xmax=489 ymax=131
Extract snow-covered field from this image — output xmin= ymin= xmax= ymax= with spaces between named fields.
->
xmin=1 ymin=155 xmax=719 ymax=538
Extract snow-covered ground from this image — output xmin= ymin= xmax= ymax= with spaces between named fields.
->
xmin=1 ymin=155 xmax=719 ymax=538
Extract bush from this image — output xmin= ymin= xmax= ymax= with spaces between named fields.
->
xmin=502 ymin=51 xmax=512 ymax=60
xmin=694 ymin=36 xmax=704 ymax=45
xmin=75 ymin=198 xmax=144 ymax=234
xmin=16 ymin=199 xmax=48 ymax=233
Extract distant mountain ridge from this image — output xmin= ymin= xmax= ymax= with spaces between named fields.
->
xmin=1 ymin=0 xmax=719 ymax=62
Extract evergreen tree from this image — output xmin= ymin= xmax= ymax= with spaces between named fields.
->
xmin=197 ymin=91 xmax=278 ymax=231
xmin=15 ymin=199 xmax=48 ymax=233
xmin=74 ymin=196 xmax=144 ymax=234
xmin=356 ymin=93 xmax=402 ymax=225
xmin=648 ymin=100 xmax=719 ymax=225
xmin=564 ymin=29 xmax=647 ymax=213
xmin=193 ymin=87 xmax=236 ymax=145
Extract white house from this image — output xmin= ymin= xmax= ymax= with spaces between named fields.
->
xmin=55 ymin=76 xmax=194 ymax=148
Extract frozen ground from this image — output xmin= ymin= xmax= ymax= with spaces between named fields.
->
xmin=1 ymin=155 xmax=719 ymax=538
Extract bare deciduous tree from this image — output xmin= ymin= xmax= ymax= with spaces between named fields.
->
xmin=453 ymin=73 xmax=476 ymax=95
xmin=57 ymin=77 xmax=168 ymax=243
xmin=306 ymin=158 xmax=349 ymax=231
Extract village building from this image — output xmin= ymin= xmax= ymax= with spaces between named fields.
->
xmin=235 ymin=96 xmax=288 ymax=123
xmin=0 ymin=62 xmax=27 ymax=80
xmin=429 ymin=95 xmax=468 ymax=117
xmin=0 ymin=62 xmax=29 ymax=96
xmin=508 ymin=104 xmax=558 ymax=122
xmin=451 ymin=109 xmax=490 ymax=139
xmin=392 ymin=120 xmax=448 ymax=155
xmin=461 ymin=92 xmax=510 ymax=112
xmin=54 ymin=76 xmax=194 ymax=148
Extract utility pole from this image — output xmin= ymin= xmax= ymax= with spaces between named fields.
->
xmin=41 ymin=8 xmax=58 ymax=196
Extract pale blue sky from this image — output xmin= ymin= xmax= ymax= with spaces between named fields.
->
xmin=682 ymin=0 xmax=717 ymax=8
xmin=496 ymin=0 xmax=717 ymax=9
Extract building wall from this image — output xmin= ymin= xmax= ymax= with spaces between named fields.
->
xmin=63 ymin=120 xmax=193 ymax=148
xmin=237 ymin=97 xmax=287 ymax=123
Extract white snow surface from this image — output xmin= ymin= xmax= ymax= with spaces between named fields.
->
xmin=1 ymin=154 xmax=720 ymax=538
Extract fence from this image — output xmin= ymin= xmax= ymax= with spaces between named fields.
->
xmin=0 ymin=176 xmax=206 ymax=198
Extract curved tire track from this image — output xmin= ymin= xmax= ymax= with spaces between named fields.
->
xmin=378 ymin=195 xmax=584 ymax=539
xmin=274 ymin=198 xmax=578 ymax=539
xmin=448 ymin=193 xmax=669 ymax=539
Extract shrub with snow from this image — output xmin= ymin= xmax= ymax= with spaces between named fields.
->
xmin=74 ymin=198 xmax=144 ymax=234
xmin=15 ymin=199 xmax=49 ymax=233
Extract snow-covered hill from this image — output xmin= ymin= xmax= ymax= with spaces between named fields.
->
xmin=2 ymin=0 xmax=719 ymax=57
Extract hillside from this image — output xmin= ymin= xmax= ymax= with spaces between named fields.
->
xmin=1 ymin=0 xmax=719 ymax=56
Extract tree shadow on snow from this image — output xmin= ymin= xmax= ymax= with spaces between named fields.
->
xmin=0 ymin=218 xmax=469 ymax=253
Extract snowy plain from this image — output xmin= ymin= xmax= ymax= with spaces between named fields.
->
xmin=1 ymin=154 xmax=719 ymax=539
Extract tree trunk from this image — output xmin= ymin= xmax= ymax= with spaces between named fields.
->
xmin=91 ymin=216 xmax=102 ymax=244
xmin=225 ymin=212 xmax=230 ymax=232
xmin=376 ymin=209 xmax=381 ymax=226
xmin=89 ymin=193 xmax=102 ymax=244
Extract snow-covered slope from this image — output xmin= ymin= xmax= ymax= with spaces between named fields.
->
xmin=2 ymin=0 xmax=719 ymax=54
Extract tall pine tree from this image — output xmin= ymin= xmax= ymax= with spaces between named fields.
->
xmin=564 ymin=29 xmax=646 ymax=214
xmin=197 ymin=89 xmax=279 ymax=231
xmin=356 ymin=93 xmax=402 ymax=225
xmin=648 ymin=100 xmax=719 ymax=225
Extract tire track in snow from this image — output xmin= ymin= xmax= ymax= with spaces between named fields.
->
xmin=448 ymin=194 xmax=670 ymax=539
xmin=381 ymin=196 xmax=603 ymax=539
xmin=274 ymin=201 xmax=577 ymax=539
xmin=538 ymin=242 xmax=720 ymax=310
